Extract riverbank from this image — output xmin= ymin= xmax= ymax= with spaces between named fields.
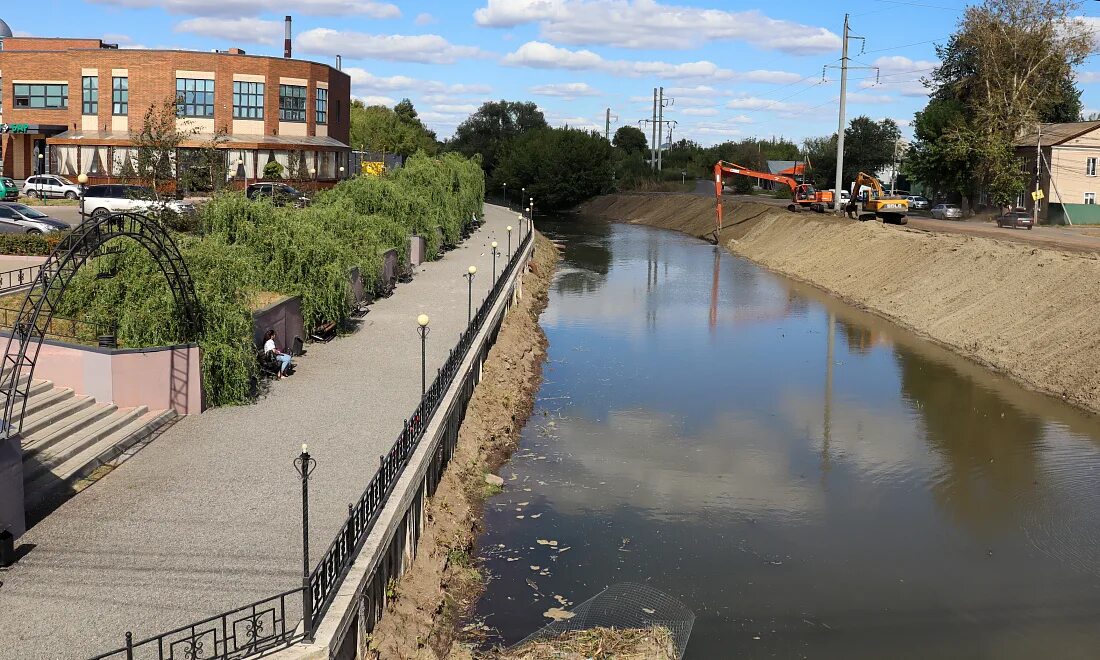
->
xmin=365 ymin=232 xmax=559 ymax=659
xmin=578 ymin=193 xmax=1100 ymax=416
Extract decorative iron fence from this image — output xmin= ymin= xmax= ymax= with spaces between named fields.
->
xmin=0 ymin=264 xmax=41 ymax=295
xmin=86 ymin=219 xmax=534 ymax=660
xmin=86 ymin=588 xmax=304 ymax=660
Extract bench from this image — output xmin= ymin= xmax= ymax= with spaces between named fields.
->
xmin=310 ymin=321 xmax=337 ymax=343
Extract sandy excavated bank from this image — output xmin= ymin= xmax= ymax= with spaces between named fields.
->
xmin=579 ymin=194 xmax=1100 ymax=416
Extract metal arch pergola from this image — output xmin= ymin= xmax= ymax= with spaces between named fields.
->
xmin=0 ymin=211 xmax=203 ymax=438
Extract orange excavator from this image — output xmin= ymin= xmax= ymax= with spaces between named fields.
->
xmin=713 ymin=160 xmax=834 ymax=238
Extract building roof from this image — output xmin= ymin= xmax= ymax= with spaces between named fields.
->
xmin=1015 ymin=121 xmax=1100 ymax=148
xmin=48 ymin=130 xmax=350 ymax=150
xmin=0 ymin=18 xmax=13 ymax=38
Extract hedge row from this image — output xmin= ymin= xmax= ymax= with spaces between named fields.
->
xmin=0 ymin=233 xmax=66 ymax=257
xmin=52 ymin=152 xmax=485 ymax=406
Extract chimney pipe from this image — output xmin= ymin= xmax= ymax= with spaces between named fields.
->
xmin=336 ymin=54 xmax=342 ymax=71
xmin=284 ymin=15 xmax=292 ymax=59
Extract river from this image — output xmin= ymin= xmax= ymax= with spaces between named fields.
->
xmin=472 ymin=216 xmax=1100 ymax=659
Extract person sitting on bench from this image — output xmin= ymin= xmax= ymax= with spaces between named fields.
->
xmin=264 ymin=329 xmax=293 ymax=379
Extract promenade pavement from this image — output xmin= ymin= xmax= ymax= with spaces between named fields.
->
xmin=0 ymin=204 xmax=528 ymax=658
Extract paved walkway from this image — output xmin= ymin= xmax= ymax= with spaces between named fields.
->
xmin=0 ymin=204 xmax=527 ymax=658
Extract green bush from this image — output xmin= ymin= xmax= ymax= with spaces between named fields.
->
xmin=49 ymin=153 xmax=484 ymax=406
xmin=0 ymin=232 xmax=66 ymax=256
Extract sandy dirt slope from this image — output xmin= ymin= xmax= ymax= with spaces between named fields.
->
xmin=578 ymin=193 xmax=1100 ymax=416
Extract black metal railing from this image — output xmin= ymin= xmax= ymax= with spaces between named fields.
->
xmin=86 ymin=219 xmax=535 ymax=660
xmin=87 ymin=588 xmax=304 ymax=660
xmin=307 ymin=222 xmax=533 ymax=624
xmin=0 ymin=264 xmax=42 ymax=295
xmin=0 ymin=305 xmax=115 ymax=346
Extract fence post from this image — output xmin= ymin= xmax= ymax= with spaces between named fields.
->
xmin=125 ymin=631 xmax=133 ymax=660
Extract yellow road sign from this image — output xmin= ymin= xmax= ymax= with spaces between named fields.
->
xmin=1031 ymin=189 xmax=1044 ymax=201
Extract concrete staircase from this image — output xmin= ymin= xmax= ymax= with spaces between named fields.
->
xmin=13 ymin=377 xmax=176 ymax=512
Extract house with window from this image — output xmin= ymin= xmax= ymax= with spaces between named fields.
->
xmin=1015 ymin=120 xmax=1100 ymax=224
xmin=0 ymin=19 xmax=351 ymax=186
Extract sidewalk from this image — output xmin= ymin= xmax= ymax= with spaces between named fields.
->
xmin=0 ymin=204 xmax=526 ymax=658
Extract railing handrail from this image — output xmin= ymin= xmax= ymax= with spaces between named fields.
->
xmin=85 ymin=218 xmax=534 ymax=660
xmin=0 ymin=263 xmax=43 ymax=295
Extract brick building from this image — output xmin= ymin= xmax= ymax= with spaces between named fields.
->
xmin=0 ymin=19 xmax=351 ymax=186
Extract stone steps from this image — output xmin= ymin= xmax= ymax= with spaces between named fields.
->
xmin=14 ymin=379 xmax=176 ymax=514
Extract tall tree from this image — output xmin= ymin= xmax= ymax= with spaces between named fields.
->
xmin=446 ymin=100 xmax=548 ymax=176
xmin=612 ymin=125 xmax=648 ymax=154
xmin=492 ymin=127 xmax=613 ymax=210
xmin=910 ymin=0 xmax=1092 ymax=207
xmin=349 ymin=100 xmax=438 ymax=157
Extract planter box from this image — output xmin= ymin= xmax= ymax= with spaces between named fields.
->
xmin=253 ymin=295 xmax=305 ymax=356
xmin=409 ymin=236 xmax=427 ymax=266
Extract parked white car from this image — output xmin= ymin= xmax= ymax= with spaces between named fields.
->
xmin=24 ymin=175 xmax=83 ymax=200
xmin=82 ymin=184 xmax=195 ymax=218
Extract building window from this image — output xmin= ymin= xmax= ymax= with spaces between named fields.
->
xmin=1086 ymin=193 xmax=1096 ymax=205
xmin=233 ymin=81 xmax=264 ymax=120
xmin=315 ymin=88 xmax=328 ymax=124
xmin=279 ymin=85 xmax=306 ymax=122
xmin=176 ymin=78 xmax=215 ymax=118
xmin=13 ymin=83 xmax=68 ymax=109
xmin=82 ymin=76 xmax=98 ymax=115
xmin=112 ymin=77 xmax=128 ymax=115
xmin=1088 ymin=158 xmax=1097 ymax=177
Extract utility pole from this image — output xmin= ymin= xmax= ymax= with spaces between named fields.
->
xmin=604 ymin=108 xmax=618 ymax=141
xmin=651 ymin=88 xmax=658 ymax=171
xmin=833 ymin=14 xmax=850 ymax=215
xmin=658 ymin=87 xmax=665 ymax=172
xmin=890 ymin=138 xmax=899 ymax=195
xmin=1033 ymin=124 xmax=1042 ymax=226
xmin=825 ymin=15 xmax=872 ymax=214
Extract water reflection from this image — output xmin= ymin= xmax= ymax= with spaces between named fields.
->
xmin=475 ymin=218 xmax=1100 ymax=658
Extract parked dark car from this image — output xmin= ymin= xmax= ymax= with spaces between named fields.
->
xmin=246 ymin=182 xmax=310 ymax=208
xmin=996 ymin=209 xmax=1034 ymax=230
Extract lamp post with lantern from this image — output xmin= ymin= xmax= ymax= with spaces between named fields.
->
xmin=416 ymin=314 xmax=430 ymax=395
xmin=491 ymin=241 xmax=499 ymax=281
xmin=77 ymin=173 xmax=88 ymax=219
xmin=464 ymin=266 xmax=477 ymax=324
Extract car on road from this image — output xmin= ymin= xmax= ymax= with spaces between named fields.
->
xmin=906 ymin=195 xmax=931 ymax=210
xmin=246 ymin=182 xmax=310 ymax=208
xmin=82 ymin=184 xmax=196 ymax=219
xmin=0 ymin=177 xmax=18 ymax=201
xmin=996 ymin=209 xmax=1034 ymax=230
xmin=931 ymin=203 xmax=963 ymax=220
xmin=23 ymin=175 xmax=83 ymax=200
xmin=0 ymin=202 xmax=70 ymax=233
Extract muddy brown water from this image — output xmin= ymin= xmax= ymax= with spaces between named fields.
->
xmin=472 ymin=217 xmax=1100 ymax=659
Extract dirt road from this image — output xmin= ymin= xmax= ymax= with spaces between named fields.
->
xmin=684 ymin=182 xmax=1100 ymax=252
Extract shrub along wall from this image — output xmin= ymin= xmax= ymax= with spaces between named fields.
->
xmin=48 ymin=153 xmax=485 ymax=407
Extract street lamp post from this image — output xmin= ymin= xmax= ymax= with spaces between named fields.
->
xmin=309 ymin=167 xmax=316 ymax=197
xmin=77 ymin=173 xmax=88 ymax=220
xmin=502 ymin=182 xmax=508 ymax=208
xmin=37 ymin=153 xmax=46 ymax=205
xmin=506 ymin=225 xmax=513 ymax=259
xmin=521 ymin=187 xmax=525 ymax=212
xmin=292 ymin=443 xmax=318 ymax=642
xmin=491 ymin=241 xmax=499 ymax=281
xmin=464 ymin=266 xmax=476 ymax=325
xmin=339 ymin=165 xmax=346 ymax=180
xmin=417 ymin=314 xmax=430 ymax=396
xmin=237 ymin=157 xmax=246 ymax=191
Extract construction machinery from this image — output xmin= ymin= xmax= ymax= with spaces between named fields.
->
xmin=848 ymin=172 xmax=908 ymax=224
xmin=713 ymin=161 xmax=834 ymax=237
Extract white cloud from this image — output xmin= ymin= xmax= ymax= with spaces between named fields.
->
xmin=174 ymin=17 xmax=281 ymax=45
xmin=344 ymin=68 xmax=492 ymax=96
xmin=355 ymin=95 xmax=397 ymax=106
xmin=431 ymin=103 xmax=480 ymax=114
xmin=857 ymin=55 xmax=936 ymax=98
xmin=473 ymin=0 xmax=840 ymax=54
xmin=1080 ymin=72 xmax=1100 ymax=83
xmin=298 ymin=29 xmax=484 ymax=64
xmin=415 ymin=12 xmax=437 ymax=25
xmin=530 ymin=82 xmax=602 ymax=99
xmin=846 ymin=92 xmax=895 ymax=105
xmin=726 ymin=96 xmax=805 ymax=113
xmin=90 ymin=0 xmax=400 ymax=17
xmin=681 ymin=107 xmax=720 ymax=117
xmin=503 ymin=41 xmax=799 ymax=81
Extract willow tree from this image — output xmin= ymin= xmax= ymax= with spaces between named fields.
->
xmin=907 ymin=0 xmax=1092 ymax=207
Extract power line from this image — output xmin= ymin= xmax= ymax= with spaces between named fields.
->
xmin=864 ymin=38 xmax=946 ymax=54
xmin=872 ymin=0 xmax=961 ymax=10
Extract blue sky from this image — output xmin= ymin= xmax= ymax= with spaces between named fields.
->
xmin=6 ymin=1 xmax=1100 ymax=145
